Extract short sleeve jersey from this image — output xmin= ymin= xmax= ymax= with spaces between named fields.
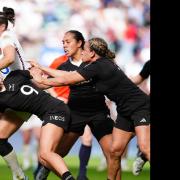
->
xmin=3 ymin=70 xmax=62 ymax=118
xmin=77 ymin=58 xmax=149 ymax=116
xmin=0 ymin=30 xmax=31 ymax=78
xmin=139 ymin=60 xmax=150 ymax=79
xmin=58 ymin=59 xmax=109 ymax=114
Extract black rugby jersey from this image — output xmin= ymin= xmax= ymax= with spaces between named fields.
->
xmin=2 ymin=70 xmax=63 ymax=117
xmin=77 ymin=58 xmax=149 ymax=116
xmin=58 ymin=59 xmax=109 ymax=114
xmin=140 ymin=60 xmax=150 ymax=79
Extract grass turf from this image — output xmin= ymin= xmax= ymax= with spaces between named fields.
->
xmin=0 ymin=156 xmax=150 ymax=180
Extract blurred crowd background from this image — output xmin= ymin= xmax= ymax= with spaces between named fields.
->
xmin=0 ymin=0 xmax=150 ymax=157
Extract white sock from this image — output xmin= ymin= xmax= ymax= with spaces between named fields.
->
xmin=3 ymin=150 xmax=25 ymax=179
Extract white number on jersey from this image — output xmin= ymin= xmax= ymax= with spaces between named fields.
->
xmin=20 ymin=85 xmax=39 ymax=95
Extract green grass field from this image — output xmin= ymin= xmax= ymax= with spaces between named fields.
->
xmin=0 ymin=156 xmax=150 ymax=180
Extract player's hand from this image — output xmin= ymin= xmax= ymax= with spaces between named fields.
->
xmin=28 ymin=60 xmax=40 ymax=68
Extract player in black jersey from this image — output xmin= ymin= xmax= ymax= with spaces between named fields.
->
xmin=0 ymin=7 xmax=75 ymax=179
xmin=0 ymin=7 xmax=30 ymax=180
xmin=131 ymin=60 xmax=150 ymax=176
xmin=0 ymin=68 xmax=75 ymax=180
xmin=0 ymin=7 xmax=74 ymax=179
xmin=34 ymin=30 xmax=119 ymax=180
xmin=31 ymin=37 xmax=150 ymax=180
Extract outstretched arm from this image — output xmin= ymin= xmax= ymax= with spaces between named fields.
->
xmin=29 ymin=60 xmax=86 ymax=86
xmin=33 ymin=70 xmax=85 ymax=87
xmin=29 ymin=67 xmax=51 ymax=89
xmin=29 ymin=61 xmax=69 ymax=78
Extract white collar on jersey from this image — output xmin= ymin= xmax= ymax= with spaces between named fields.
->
xmin=69 ymin=57 xmax=82 ymax=67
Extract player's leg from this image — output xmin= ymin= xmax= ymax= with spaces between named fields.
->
xmin=133 ymin=109 xmax=150 ymax=176
xmin=30 ymin=115 xmax=42 ymax=169
xmin=37 ymin=103 xmax=75 ymax=179
xmin=91 ymin=114 xmax=121 ymax=180
xmin=109 ymin=127 xmax=133 ymax=180
xmin=135 ymin=125 xmax=150 ymax=160
xmin=77 ymin=125 xmax=92 ymax=180
xmin=132 ymin=145 xmax=148 ymax=176
xmin=0 ymin=109 xmax=30 ymax=180
xmin=35 ymin=131 xmax=79 ymax=180
xmin=20 ymin=123 xmax=32 ymax=170
xmin=108 ymin=115 xmax=134 ymax=180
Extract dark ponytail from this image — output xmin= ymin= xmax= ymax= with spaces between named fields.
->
xmin=0 ymin=7 xmax=15 ymax=29
xmin=3 ymin=7 xmax=15 ymax=24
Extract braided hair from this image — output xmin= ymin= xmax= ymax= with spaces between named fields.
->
xmin=88 ymin=37 xmax=116 ymax=61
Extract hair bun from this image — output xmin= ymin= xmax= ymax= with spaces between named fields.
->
xmin=3 ymin=7 xmax=15 ymax=19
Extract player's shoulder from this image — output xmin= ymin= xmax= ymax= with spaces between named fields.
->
xmin=57 ymin=59 xmax=71 ymax=70
xmin=1 ymin=30 xmax=14 ymax=39
xmin=50 ymin=55 xmax=68 ymax=69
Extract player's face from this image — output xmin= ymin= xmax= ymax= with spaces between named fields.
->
xmin=0 ymin=24 xmax=6 ymax=33
xmin=81 ymin=42 xmax=93 ymax=62
xmin=62 ymin=33 xmax=81 ymax=57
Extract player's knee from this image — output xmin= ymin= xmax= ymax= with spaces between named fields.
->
xmin=81 ymin=135 xmax=92 ymax=146
xmin=0 ymin=138 xmax=13 ymax=156
xmin=110 ymin=144 xmax=124 ymax=159
xmin=38 ymin=148 xmax=50 ymax=163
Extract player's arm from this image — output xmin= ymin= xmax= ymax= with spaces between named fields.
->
xmin=29 ymin=61 xmax=69 ymax=78
xmin=131 ymin=74 xmax=144 ymax=85
xmin=131 ymin=60 xmax=150 ymax=85
xmin=0 ymin=45 xmax=15 ymax=70
xmin=30 ymin=79 xmax=51 ymax=89
xmin=33 ymin=71 xmax=85 ymax=87
xmin=41 ymin=66 xmax=71 ymax=78
xmin=29 ymin=66 xmax=51 ymax=89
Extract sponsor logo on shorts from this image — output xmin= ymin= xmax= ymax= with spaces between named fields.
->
xmin=50 ymin=115 xmax=65 ymax=122
xmin=140 ymin=118 xmax=147 ymax=123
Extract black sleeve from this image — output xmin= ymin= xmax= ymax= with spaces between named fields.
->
xmin=77 ymin=62 xmax=99 ymax=80
xmin=57 ymin=61 xmax=68 ymax=71
xmin=139 ymin=60 xmax=150 ymax=79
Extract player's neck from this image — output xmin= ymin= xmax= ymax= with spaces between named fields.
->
xmin=71 ymin=49 xmax=82 ymax=62
xmin=91 ymin=54 xmax=101 ymax=62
